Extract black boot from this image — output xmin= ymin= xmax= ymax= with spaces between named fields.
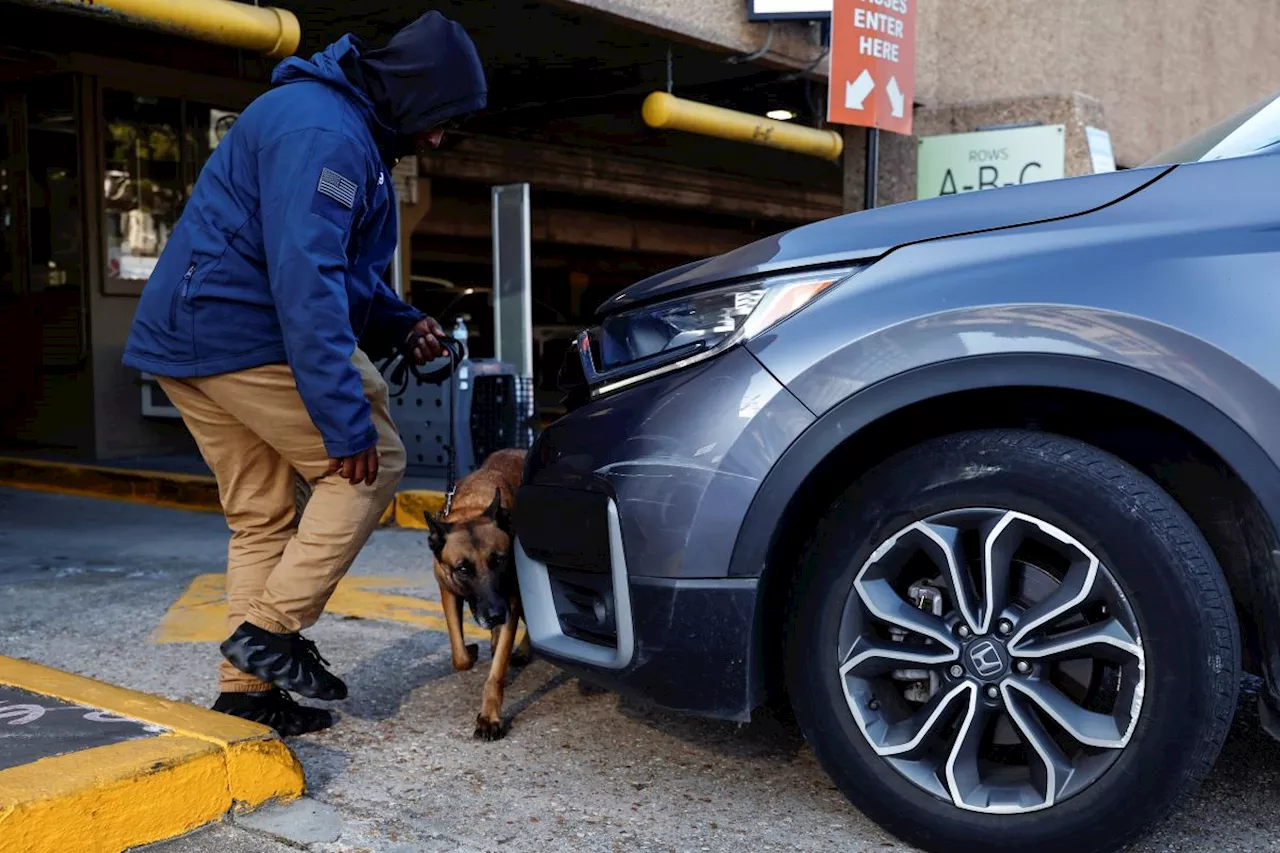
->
xmin=220 ymin=622 xmax=348 ymax=701
xmin=212 ymin=688 xmax=334 ymax=737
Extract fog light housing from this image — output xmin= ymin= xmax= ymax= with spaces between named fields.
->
xmin=548 ymin=567 xmax=617 ymax=647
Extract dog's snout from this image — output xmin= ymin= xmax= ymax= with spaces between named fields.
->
xmin=476 ymin=601 xmax=508 ymax=629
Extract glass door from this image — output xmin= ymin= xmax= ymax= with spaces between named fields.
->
xmin=0 ymin=74 xmax=89 ymax=451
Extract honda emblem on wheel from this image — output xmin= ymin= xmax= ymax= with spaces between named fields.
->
xmin=967 ymin=639 xmax=1004 ymax=678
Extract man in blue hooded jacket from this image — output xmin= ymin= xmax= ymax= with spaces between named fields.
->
xmin=123 ymin=12 xmax=486 ymax=735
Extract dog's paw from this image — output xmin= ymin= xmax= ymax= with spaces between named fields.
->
xmin=473 ymin=713 xmax=508 ymax=741
xmin=511 ymin=645 xmax=533 ymax=667
xmin=452 ymin=643 xmax=479 ymax=672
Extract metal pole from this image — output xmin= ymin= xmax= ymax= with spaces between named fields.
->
xmin=390 ymin=201 xmax=404 ymax=298
xmin=864 ymin=127 xmax=879 ymax=211
xmin=642 ymin=92 xmax=844 ymax=161
xmin=16 ymin=0 xmax=301 ymax=57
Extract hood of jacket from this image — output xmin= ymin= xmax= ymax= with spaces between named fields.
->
xmin=356 ymin=11 xmax=487 ymax=137
xmin=269 ymin=14 xmax=487 ymax=157
xmin=270 ymin=35 xmax=395 ymax=142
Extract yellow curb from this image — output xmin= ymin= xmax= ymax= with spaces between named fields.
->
xmin=0 ymin=456 xmax=447 ymax=528
xmin=0 ymin=456 xmax=222 ymax=514
xmin=0 ymin=656 xmax=304 ymax=853
xmin=393 ymin=489 xmax=447 ymax=529
xmin=0 ymin=735 xmax=230 ymax=853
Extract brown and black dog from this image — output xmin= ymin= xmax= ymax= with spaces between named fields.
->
xmin=425 ymin=448 xmax=532 ymax=740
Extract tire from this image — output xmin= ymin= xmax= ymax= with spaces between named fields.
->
xmin=786 ymin=429 xmax=1239 ymax=853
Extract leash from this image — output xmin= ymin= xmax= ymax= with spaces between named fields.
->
xmin=380 ymin=333 xmax=464 ymax=517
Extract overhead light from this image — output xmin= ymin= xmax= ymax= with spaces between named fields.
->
xmin=766 ymin=109 xmax=796 ymax=121
xmin=464 ymin=288 xmax=475 ymax=295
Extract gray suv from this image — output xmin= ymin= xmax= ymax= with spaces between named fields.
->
xmin=514 ymin=91 xmax=1280 ymax=853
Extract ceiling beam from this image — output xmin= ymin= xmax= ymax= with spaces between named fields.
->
xmin=415 ymin=194 xmax=756 ymax=258
xmin=417 ymin=135 xmax=841 ymax=223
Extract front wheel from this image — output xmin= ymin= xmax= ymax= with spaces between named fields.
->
xmin=787 ymin=430 xmax=1239 ymax=853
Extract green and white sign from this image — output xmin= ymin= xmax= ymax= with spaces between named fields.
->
xmin=917 ymin=124 xmax=1065 ymax=200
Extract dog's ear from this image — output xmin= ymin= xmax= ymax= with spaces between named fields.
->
xmin=483 ymin=487 xmax=512 ymax=533
xmin=424 ymin=512 xmax=451 ymax=557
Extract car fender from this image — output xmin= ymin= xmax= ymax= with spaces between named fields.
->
xmin=732 ymin=349 xmax=1280 ymax=578
xmin=730 ymin=348 xmax=1280 ymax=717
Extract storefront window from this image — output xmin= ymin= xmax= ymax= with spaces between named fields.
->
xmin=103 ymin=92 xmax=180 ymax=287
xmin=102 ymin=91 xmax=237 ymax=293
xmin=27 ymin=77 xmax=81 ymax=298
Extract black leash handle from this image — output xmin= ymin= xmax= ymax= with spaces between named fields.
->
xmin=379 ymin=333 xmax=464 ymax=517
xmin=380 ymin=334 xmax=464 ymax=398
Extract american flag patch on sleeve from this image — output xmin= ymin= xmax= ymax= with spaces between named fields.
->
xmin=317 ymin=167 xmax=358 ymax=209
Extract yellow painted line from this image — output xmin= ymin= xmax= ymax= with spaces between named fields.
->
xmin=153 ymin=574 xmax=493 ymax=643
xmin=327 ymin=575 xmax=480 ymax=637
xmin=151 ymin=574 xmax=229 ymax=643
xmin=0 ymin=655 xmax=304 ymax=853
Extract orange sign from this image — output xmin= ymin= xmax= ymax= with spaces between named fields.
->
xmin=827 ymin=0 xmax=916 ymax=135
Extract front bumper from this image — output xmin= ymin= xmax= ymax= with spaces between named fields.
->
xmin=515 ymin=346 xmax=813 ymax=719
xmin=518 ymin=523 xmax=762 ymax=719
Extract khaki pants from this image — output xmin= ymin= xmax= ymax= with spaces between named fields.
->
xmin=159 ymin=350 xmax=405 ymax=693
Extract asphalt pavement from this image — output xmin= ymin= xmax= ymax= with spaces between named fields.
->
xmin=2 ymin=486 xmax=1279 ymax=852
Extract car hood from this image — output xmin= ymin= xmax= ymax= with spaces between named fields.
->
xmin=599 ymin=164 xmax=1172 ymax=315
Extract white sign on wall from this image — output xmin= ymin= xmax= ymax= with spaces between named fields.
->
xmin=917 ymin=125 xmax=1066 ymax=200
xmin=1086 ymin=126 xmax=1116 ymax=173
xmin=208 ymin=109 xmax=239 ymax=151
xmin=748 ymin=0 xmax=832 ymax=20
xmin=391 ymin=157 xmax=420 ymax=205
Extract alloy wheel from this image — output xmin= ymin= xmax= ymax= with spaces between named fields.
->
xmin=837 ymin=508 xmax=1145 ymax=814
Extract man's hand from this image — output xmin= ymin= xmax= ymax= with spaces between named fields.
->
xmin=328 ymin=446 xmax=379 ymax=486
xmin=408 ymin=317 xmax=446 ymax=365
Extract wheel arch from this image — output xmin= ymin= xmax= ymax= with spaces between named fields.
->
xmin=736 ymin=353 xmax=1280 ymax=716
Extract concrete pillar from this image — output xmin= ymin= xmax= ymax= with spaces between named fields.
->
xmin=842 ymin=92 xmax=1110 ymax=212
xmin=842 ymin=125 xmax=917 ymax=212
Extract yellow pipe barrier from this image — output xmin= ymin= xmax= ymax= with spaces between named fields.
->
xmin=642 ymin=91 xmax=844 ymax=162
xmin=21 ymin=0 xmax=300 ymax=58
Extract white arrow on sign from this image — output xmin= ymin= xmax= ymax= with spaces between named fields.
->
xmin=845 ymin=69 xmax=875 ymax=111
xmin=887 ymin=76 xmax=905 ymax=119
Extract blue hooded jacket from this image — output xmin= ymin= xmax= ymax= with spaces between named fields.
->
xmin=123 ymin=13 xmax=487 ymax=458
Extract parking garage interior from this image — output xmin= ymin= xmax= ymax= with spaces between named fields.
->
xmin=0 ymin=0 xmax=837 ymax=461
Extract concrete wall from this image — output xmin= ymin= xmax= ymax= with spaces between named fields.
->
xmin=911 ymin=0 xmax=1280 ymax=167
xmin=89 ymin=291 xmax=195 ymax=460
xmin=555 ymin=0 xmax=830 ymax=74
xmin=579 ymin=0 xmax=1280 ymax=167
xmin=843 ymin=92 xmax=1108 ymax=210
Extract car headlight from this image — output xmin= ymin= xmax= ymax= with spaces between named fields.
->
xmin=578 ymin=265 xmax=864 ymax=397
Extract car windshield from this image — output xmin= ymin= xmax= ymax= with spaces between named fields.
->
xmin=1145 ymin=89 xmax=1280 ymax=166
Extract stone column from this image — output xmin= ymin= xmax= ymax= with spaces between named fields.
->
xmin=842 ymin=92 xmax=1110 ymax=212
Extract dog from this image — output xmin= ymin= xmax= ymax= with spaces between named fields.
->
xmin=425 ymin=448 xmax=532 ymax=740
